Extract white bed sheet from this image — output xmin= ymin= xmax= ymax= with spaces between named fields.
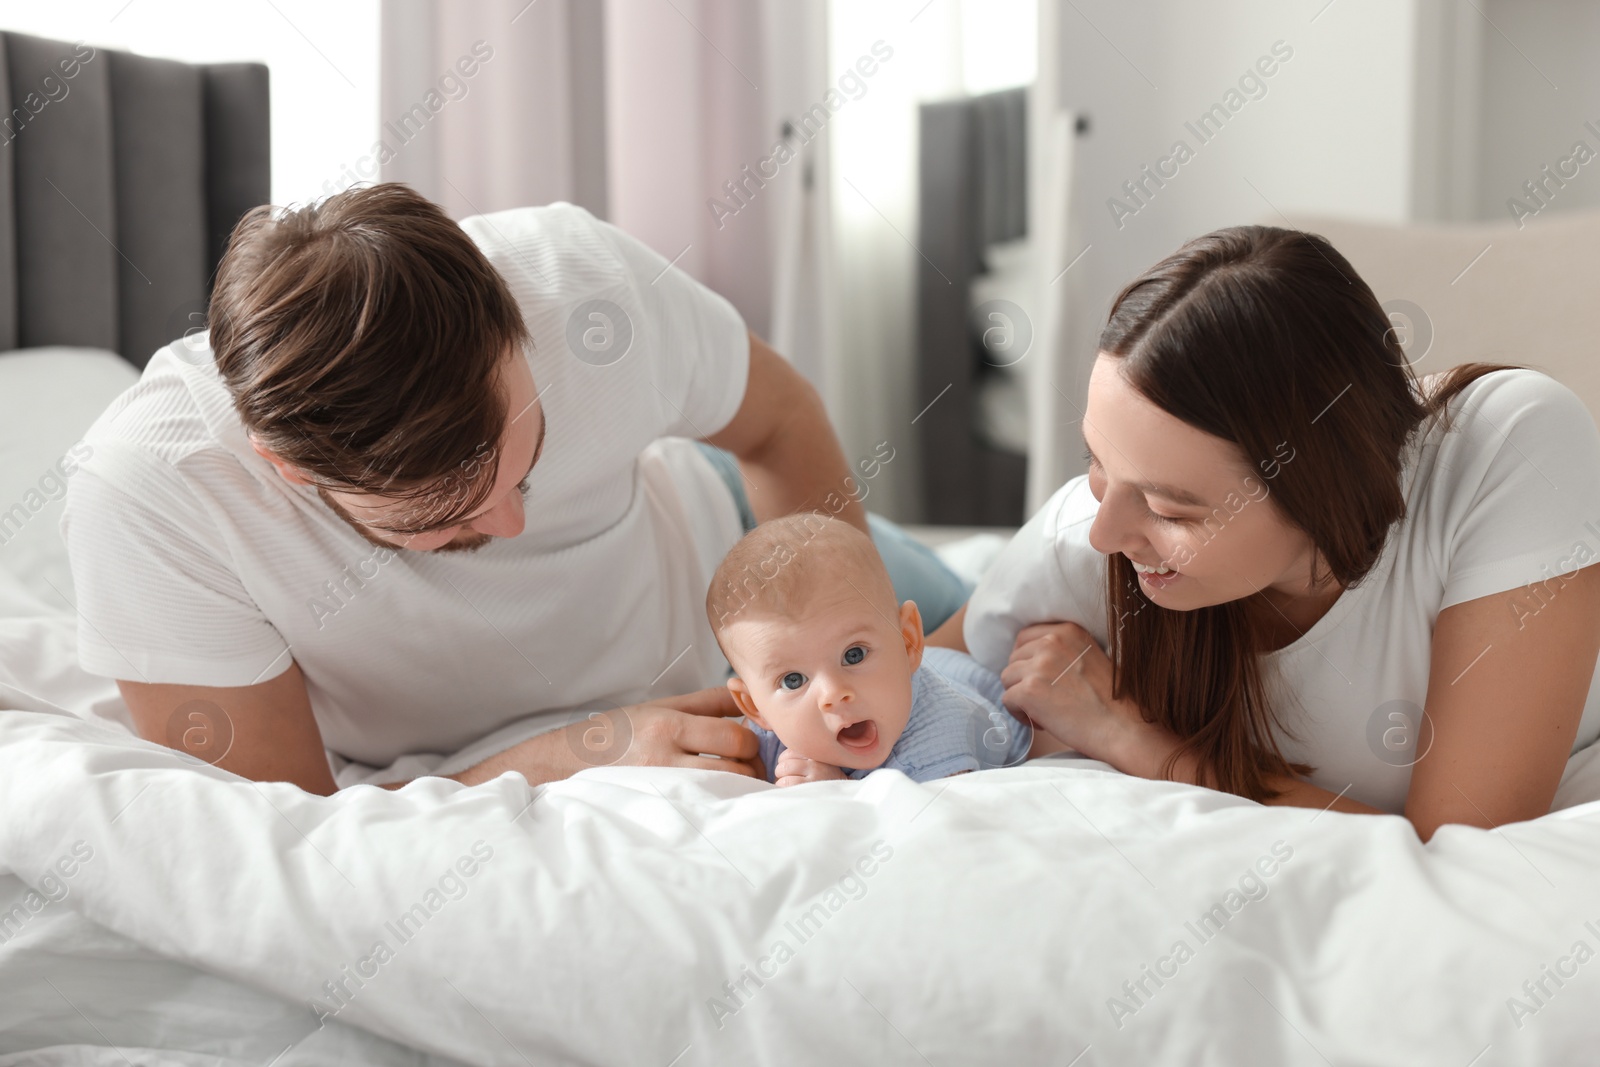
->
xmin=0 ymin=348 xmax=139 ymax=609
xmin=6 ymin=350 xmax=1600 ymax=1064
xmin=5 ymin=665 xmax=1600 ymax=1065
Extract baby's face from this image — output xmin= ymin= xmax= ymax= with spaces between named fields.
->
xmin=724 ymin=589 xmax=922 ymax=770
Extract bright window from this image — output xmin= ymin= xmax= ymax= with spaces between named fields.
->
xmin=0 ymin=0 xmax=380 ymax=205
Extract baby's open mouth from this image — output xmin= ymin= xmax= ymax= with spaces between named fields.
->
xmin=837 ymin=719 xmax=879 ymax=750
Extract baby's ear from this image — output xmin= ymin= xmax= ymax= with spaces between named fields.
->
xmin=725 ymin=676 xmax=768 ymax=728
xmin=899 ymin=600 xmax=925 ymax=672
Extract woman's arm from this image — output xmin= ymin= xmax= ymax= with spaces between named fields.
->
xmin=997 ymin=568 xmax=1600 ymax=839
xmin=1001 ymin=623 xmax=1193 ymax=775
xmin=1049 ymin=675 xmax=1388 ymax=819
xmin=1100 ymin=562 xmax=1600 ymax=838
xmin=1258 ymin=777 xmax=1384 ymax=817
xmin=1401 ymin=561 xmax=1600 ymax=841
xmin=997 ymin=622 xmax=1450 ymax=828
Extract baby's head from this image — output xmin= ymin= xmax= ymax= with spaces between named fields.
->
xmin=707 ymin=514 xmax=924 ymax=770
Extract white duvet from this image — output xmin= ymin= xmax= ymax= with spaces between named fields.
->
xmin=5 ymin=649 xmax=1600 ymax=1066
xmin=3 ymin=536 xmax=1600 ymax=1067
xmin=3 ymin=342 xmax=1600 ymax=1062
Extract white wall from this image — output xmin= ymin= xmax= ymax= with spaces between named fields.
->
xmin=1473 ymin=0 xmax=1600 ymax=225
xmin=1040 ymin=0 xmax=1422 ymax=488
xmin=0 ymin=0 xmax=380 ymax=206
xmin=1055 ymin=0 xmax=1418 ymax=324
xmin=1048 ymin=0 xmax=1600 ymax=348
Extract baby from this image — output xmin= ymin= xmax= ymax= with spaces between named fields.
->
xmin=705 ymin=512 xmax=1033 ymax=786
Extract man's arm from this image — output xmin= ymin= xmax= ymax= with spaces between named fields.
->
xmin=119 ymin=665 xmax=339 ymax=794
xmin=118 ymin=667 xmax=764 ymax=793
xmin=702 ymin=331 xmax=868 ymax=534
xmin=926 ymin=602 xmax=969 ymax=651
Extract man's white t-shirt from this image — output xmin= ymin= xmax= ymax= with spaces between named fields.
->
xmin=62 ymin=203 xmax=749 ymax=767
xmin=965 ymin=369 xmax=1600 ymax=813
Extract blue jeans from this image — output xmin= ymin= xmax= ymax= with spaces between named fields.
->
xmin=695 ymin=443 xmax=971 ymax=632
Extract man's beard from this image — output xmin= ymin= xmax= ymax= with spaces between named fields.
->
xmin=316 ymin=487 xmax=494 ymax=555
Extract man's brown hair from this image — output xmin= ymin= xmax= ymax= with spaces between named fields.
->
xmin=208 ymin=182 xmax=529 ymax=526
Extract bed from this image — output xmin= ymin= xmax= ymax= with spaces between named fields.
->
xmin=7 ymin=31 xmax=1600 ymax=1067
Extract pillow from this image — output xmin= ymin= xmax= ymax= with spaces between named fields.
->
xmin=0 ymin=347 xmax=140 ymax=608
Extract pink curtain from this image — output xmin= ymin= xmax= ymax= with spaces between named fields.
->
xmin=379 ymin=0 xmax=833 ymax=360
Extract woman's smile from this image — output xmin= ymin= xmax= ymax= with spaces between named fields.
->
xmin=1136 ymin=568 xmax=1183 ymax=591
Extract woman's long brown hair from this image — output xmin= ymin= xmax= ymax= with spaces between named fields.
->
xmin=1098 ymin=225 xmax=1519 ymax=801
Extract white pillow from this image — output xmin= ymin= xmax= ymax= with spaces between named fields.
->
xmin=0 ymin=347 xmax=140 ymax=608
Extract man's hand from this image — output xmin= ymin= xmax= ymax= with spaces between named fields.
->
xmin=773 ymin=752 xmax=846 ymax=788
xmin=450 ymin=688 xmax=766 ymax=786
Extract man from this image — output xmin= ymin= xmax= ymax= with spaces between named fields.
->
xmin=63 ymin=183 xmax=965 ymax=794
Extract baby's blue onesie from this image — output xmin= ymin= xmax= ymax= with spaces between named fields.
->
xmin=749 ymin=647 xmax=1032 ymax=783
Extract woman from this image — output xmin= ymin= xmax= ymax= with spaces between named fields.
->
xmin=928 ymin=225 xmax=1600 ymax=841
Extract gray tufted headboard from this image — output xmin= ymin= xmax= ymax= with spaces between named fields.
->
xmin=0 ymin=31 xmax=269 ymax=369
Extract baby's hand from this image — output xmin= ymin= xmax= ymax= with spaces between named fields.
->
xmin=774 ymin=752 xmax=846 ymax=787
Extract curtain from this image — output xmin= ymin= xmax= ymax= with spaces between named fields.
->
xmin=378 ymin=0 xmax=608 ymax=220
xmin=378 ymin=0 xmax=827 ymax=356
xmin=760 ymin=0 xmax=835 ymax=393
xmin=824 ymin=2 xmax=966 ymax=522
xmin=604 ymin=0 xmax=778 ymax=341
xmin=1025 ymin=0 xmax=1088 ymax=516
xmin=377 ymin=0 xmax=1036 ymax=523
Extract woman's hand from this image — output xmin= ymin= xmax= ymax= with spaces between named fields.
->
xmin=999 ymin=622 xmax=1181 ymax=776
xmin=773 ymin=752 xmax=846 ymax=788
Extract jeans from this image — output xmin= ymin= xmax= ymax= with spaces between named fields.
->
xmin=695 ymin=442 xmax=971 ymax=633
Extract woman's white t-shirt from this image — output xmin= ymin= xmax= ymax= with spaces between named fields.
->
xmin=965 ymin=369 xmax=1600 ymax=813
xmin=61 ymin=203 xmax=748 ymax=767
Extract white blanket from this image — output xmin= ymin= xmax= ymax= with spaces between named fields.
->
xmin=5 ymin=670 xmax=1600 ymax=1066
xmin=9 ymin=348 xmax=1600 ymax=1063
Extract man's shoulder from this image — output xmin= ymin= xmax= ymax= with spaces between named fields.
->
xmin=75 ymin=348 xmax=249 ymax=497
xmin=457 ymin=201 xmax=600 ymax=244
xmin=456 ymin=202 xmax=630 ymax=298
